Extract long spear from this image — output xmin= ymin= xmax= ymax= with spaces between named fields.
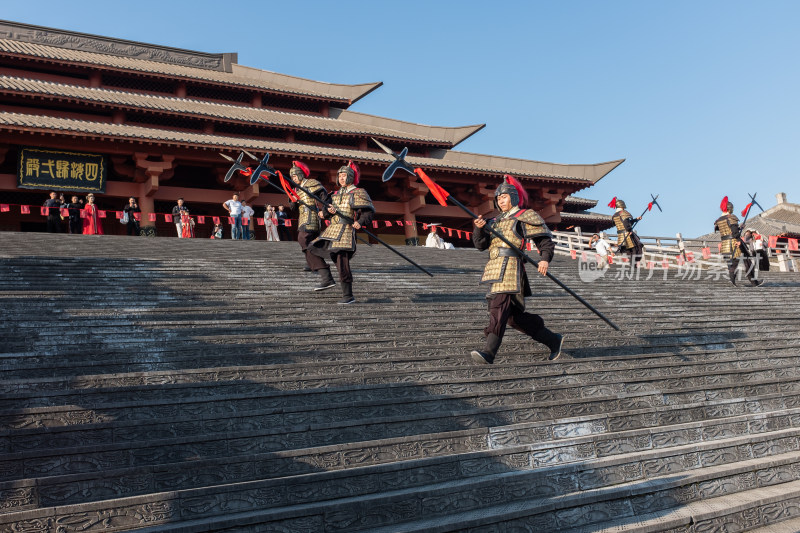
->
xmin=371 ymin=138 xmax=619 ymax=331
xmin=631 ymin=194 xmax=662 ymax=229
xmin=223 ymin=152 xmax=433 ymax=277
xmin=220 ymin=152 xmax=371 ymax=246
xmin=740 ymin=192 xmax=764 ymax=227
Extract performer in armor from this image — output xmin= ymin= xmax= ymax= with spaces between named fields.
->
xmin=470 ymin=176 xmax=563 ymax=364
xmin=309 ymin=161 xmax=374 ymax=304
xmin=611 ymin=198 xmax=644 ymax=266
xmin=287 ymin=161 xmax=333 ymax=282
xmin=714 ymin=197 xmax=762 ymax=286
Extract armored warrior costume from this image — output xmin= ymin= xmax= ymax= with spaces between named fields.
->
xmin=714 ymin=197 xmax=761 ymax=286
xmin=309 ymin=161 xmax=374 ymax=304
xmin=287 ymin=161 xmax=332 ymax=281
xmin=470 ymin=176 xmax=564 ymax=364
xmin=611 ymin=199 xmax=644 ymax=266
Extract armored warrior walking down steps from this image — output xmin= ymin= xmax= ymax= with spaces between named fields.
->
xmin=309 ymin=161 xmax=374 ymax=304
xmin=470 ymin=176 xmax=564 ymax=364
xmin=286 ymin=161 xmax=331 ymax=278
xmin=715 ymin=196 xmax=762 ymax=287
xmin=611 ymin=198 xmax=644 ymax=267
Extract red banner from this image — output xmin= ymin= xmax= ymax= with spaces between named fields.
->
xmin=21 ymin=205 xmax=30 ymax=214
xmin=789 ymin=238 xmax=799 ymax=251
xmin=285 ymin=220 xmax=291 ymax=227
xmin=149 ymin=213 xmax=157 ymax=222
xmin=98 ymin=210 xmax=106 ymax=219
xmin=1 ymin=204 xmax=10 ymax=212
xmin=197 ymin=216 xmax=205 ymax=224
xmin=40 ymin=206 xmax=48 ymax=216
xmin=702 ymin=247 xmax=711 ymax=259
xmin=212 ymin=217 xmax=220 ymax=224
xmin=165 ymin=214 xmax=173 ymax=223
xmin=768 ymin=235 xmax=778 ymax=248
xmin=570 ymin=250 xmax=577 ymax=259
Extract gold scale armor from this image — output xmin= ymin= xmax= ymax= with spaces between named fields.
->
xmin=316 ymin=185 xmax=374 ymax=251
xmin=612 ymin=209 xmax=637 ymax=249
xmin=480 ymin=207 xmax=551 ymax=300
xmin=295 ymin=178 xmax=324 ymax=232
xmin=715 ymin=213 xmax=742 ymax=257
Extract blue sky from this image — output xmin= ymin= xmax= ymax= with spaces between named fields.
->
xmin=4 ymin=0 xmax=799 ymax=237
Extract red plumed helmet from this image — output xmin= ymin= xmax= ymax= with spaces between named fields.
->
xmin=291 ymin=160 xmax=310 ymax=178
xmin=608 ymin=196 xmax=617 ymax=208
xmin=495 ymin=174 xmax=528 ymax=208
xmin=720 ymin=196 xmax=729 ymax=212
xmin=349 ymin=160 xmax=360 ymax=186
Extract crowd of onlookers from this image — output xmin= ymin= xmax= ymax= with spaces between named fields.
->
xmin=37 ymin=191 xmax=293 ymax=240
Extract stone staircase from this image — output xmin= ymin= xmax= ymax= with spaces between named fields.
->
xmin=1 ymin=231 xmax=799 ymax=532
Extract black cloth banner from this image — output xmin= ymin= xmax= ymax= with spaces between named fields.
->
xmin=17 ymin=147 xmax=107 ymax=193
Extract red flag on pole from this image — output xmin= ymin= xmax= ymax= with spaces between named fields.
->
xmin=414 ymin=168 xmax=449 ymax=206
xmin=647 ymin=202 xmax=653 ymax=211
xmin=741 ymin=203 xmax=753 ymax=217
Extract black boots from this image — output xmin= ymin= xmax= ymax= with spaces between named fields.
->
xmin=338 ymin=282 xmax=355 ymax=305
xmin=314 ymin=268 xmax=335 ymax=291
xmin=471 ymin=334 xmax=502 ymax=365
xmin=533 ymin=328 xmax=565 ymax=361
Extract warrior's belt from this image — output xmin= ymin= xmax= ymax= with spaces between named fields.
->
xmin=721 ymin=235 xmax=733 ymax=240
xmin=490 ymin=247 xmax=519 ymax=259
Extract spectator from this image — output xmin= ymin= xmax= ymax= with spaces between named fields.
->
xmin=64 ymin=195 xmax=82 ymax=235
xmin=425 ymin=224 xmax=445 ymax=249
xmin=241 ymin=200 xmax=255 ymax=240
xmin=43 ymin=191 xmax=62 ymax=233
xmin=751 ymin=230 xmax=770 ymax=272
xmin=123 ymin=197 xmax=141 ymax=236
xmin=82 ymin=193 xmax=103 ymax=235
xmin=223 ymin=193 xmax=243 ymax=240
xmin=589 ymin=233 xmax=611 ymax=268
xmin=172 ymin=198 xmax=188 ymax=238
xmin=264 ymin=205 xmax=279 ymax=241
xmin=180 ymin=208 xmax=195 ymax=238
xmin=210 ymin=223 xmax=224 ymax=239
xmin=275 ymin=204 xmax=290 ymax=241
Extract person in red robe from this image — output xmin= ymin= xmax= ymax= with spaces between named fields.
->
xmin=181 ymin=210 xmax=195 ymax=238
xmin=82 ymin=193 xmax=104 ymax=235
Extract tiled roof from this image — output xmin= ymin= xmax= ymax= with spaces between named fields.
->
xmin=0 ymin=38 xmax=381 ymax=104
xmin=0 ymin=75 xmax=466 ymax=144
xmin=0 ymin=111 xmax=621 ymax=182
xmin=563 ymin=196 xmax=599 ymax=208
xmin=560 ymin=211 xmax=612 ymax=222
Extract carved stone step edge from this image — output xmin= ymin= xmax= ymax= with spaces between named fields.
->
xmin=4 ymin=408 xmax=800 ymax=514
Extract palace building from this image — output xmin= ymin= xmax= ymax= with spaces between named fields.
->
xmin=0 ymin=19 xmax=622 ymax=241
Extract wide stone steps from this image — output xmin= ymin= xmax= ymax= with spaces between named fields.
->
xmin=1 ymin=232 xmax=798 ymax=532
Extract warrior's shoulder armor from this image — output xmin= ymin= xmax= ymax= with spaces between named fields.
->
xmin=513 ymin=208 xmax=552 ymax=238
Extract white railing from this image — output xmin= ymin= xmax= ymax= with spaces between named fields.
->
xmin=550 ymin=228 xmax=800 ymax=272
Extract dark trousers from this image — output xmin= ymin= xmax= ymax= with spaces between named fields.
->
xmin=46 ymin=216 xmax=61 ymax=233
xmin=728 ymin=256 xmax=755 ymax=282
xmin=485 ymin=293 xmax=545 ymax=340
xmin=68 ymin=218 xmax=81 ymax=234
xmin=309 ymin=243 xmax=354 ymax=283
xmin=277 ymin=225 xmax=291 ymax=241
xmin=126 ymin=221 xmax=140 ymax=236
xmin=299 ymin=230 xmax=325 ymax=270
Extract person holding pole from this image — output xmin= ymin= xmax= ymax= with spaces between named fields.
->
xmin=470 ymin=175 xmax=564 ymax=364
